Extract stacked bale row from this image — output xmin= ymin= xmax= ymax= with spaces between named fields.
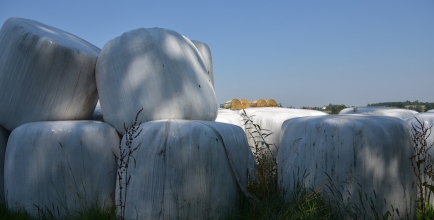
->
xmin=223 ymin=98 xmax=278 ymax=110
xmin=0 ymin=17 xmax=252 ymax=220
xmin=0 ymin=18 xmax=117 ymax=218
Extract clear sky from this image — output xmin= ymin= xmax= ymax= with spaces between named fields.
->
xmin=1 ymin=1 xmax=433 ymax=108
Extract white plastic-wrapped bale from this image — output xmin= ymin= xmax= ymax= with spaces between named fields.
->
xmin=0 ymin=125 xmax=10 ymax=204
xmin=191 ymin=40 xmax=214 ymax=86
xmin=0 ymin=18 xmax=100 ymax=131
xmin=339 ymin=106 xmax=418 ymax=119
xmin=96 ymin=28 xmax=217 ymax=135
xmin=278 ymin=115 xmax=416 ymax=219
xmin=241 ymin=107 xmax=327 ymax=157
xmin=215 ymin=109 xmax=245 ymax=130
xmin=4 ymin=121 xmax=119 ymax=218
xmin=116 ymin=120 xmax=253 ymax=220
xmin=405 ymin=112 xmax=434 ymax=204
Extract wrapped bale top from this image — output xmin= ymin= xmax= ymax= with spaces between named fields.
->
xmin=191 ymin=40 xmax=213 ymax=86
xmin=0 ymin=17 xmax=100 ymax=131
xmin=339 ymin=106 xmax=418 ymax=119
xmin=96 ymin=28 xmax=217 ymax=135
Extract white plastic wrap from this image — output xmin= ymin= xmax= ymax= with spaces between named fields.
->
xmin=96 ymin=28 xmax=217 ymax=135
xmin=241 ymin=107 xmax=327 ymax=157
xmin=215 ymin=109 xmax=245 ymax=130
xmin=0 ymin=125 xmax=9 ymax=204
xmin=339 ymin=106 xmax=418 ymax=119
xmin=405 ymin=112 xmax=434 ymax=205
xmin=191 ymin=40 xmax=214 ymax=86
xmin=278 ymin=115 xmax=416 ymax=219
xmin=116 ymin=120 xmax=253 ymax=220
xmin=0 ymin=18 xmax=100 ymax=131
xmin=5 ymin=121 xmax=120 ymax=218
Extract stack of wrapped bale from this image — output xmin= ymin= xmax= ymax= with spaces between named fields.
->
xmin=96 ymin=27 xmax=253 ymax=219
xmin=0 ymin=18 xmax=119 ymax=218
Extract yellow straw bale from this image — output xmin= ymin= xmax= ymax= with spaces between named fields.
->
xmin=256 ymin=99 xmax=267 ymax=107
xmin=250 ymin=100 xmax=257 ymax=107
xmin=266 ymin=99 xmax=278 ymax=107
xmin=224 ymin=99 xmax=242 ymax=110
xmin=240 ymin=99 xmax=250 ymax=109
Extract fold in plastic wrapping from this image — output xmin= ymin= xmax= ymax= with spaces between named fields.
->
xmin=96 ymin=28 xmax=217 ymax=135
xmin=0 ymin=125 xmax=10 ymax=204
xmin=4 ymin=121 xmax=120 ymax=218
xmin=241 ymin=107 xmax=327 ymax=157
xmin=278 ymin=115 xmax=416 ymax=219
xmin=191 ymin=40 xmax=214 ymax=86
xmin=339 ymin=106 xmax=418 ymax=119
xmin=116 ymin=120 xmax=254 ymax=220
xmin=0 ymin=18 xmax=100 ymax=131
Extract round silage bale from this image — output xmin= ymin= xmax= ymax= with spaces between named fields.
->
xmin=0 ymin=18 xmax=100 ymax=131
xmin=405 ymin=112 xmax=434 ymax=205
xmin=278 ymin=115 xmax=416 ymax=219
xmin=240 ymin=99 xmax=250 ymax=109
xmin=5 ymin=121 xmax=120 ymax=218
xmin=266 ymin=99 xmax=278 ymax=107
xmin=191 ymin=40 xmax=214 ymax=86
xmin=339 ymin=106 xmax=417 ymax=119
xmin=216 ymin=109 xmax=245 ymax=131
xmin=116 ymin=120 xmax=253 ymax=220
xmin=240 ymin=107 xmax=327 ymax=157
xmin=96 ymin=28 xmax=217 ymax=135
xmin=0 ymin=125 xmax=9 ymax=204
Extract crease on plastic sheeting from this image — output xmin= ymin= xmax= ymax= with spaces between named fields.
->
xmin=196 ymin=122 xmax=258 ymax=201
xmin=158 ymin=119 xmax=171 ymax=219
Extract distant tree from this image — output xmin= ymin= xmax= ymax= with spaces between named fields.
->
xmin=396 ymin=102 xmax=405 ymax=108
xmin=425 ymin=103 xmax=434 ymax=112
xmin=328 ymin=104 xmax=346 ymax=114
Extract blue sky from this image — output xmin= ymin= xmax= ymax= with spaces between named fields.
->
xmin=1 ymin=1 xmax=433 ymax=108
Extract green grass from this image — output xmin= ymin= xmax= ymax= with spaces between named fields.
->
xmin=0 ymin=203 xmax=116 ymax=220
